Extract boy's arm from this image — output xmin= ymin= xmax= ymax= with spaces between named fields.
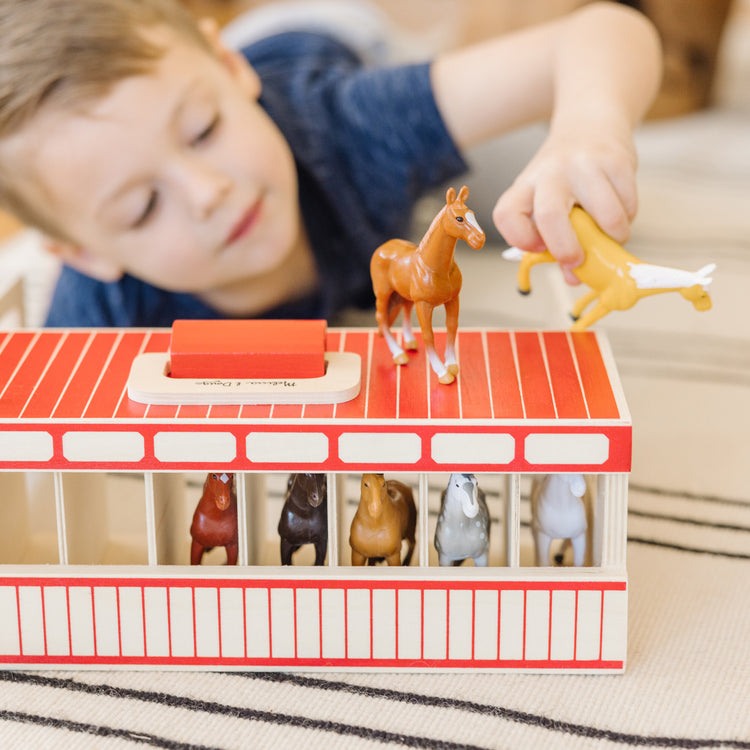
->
xmin=430 ymin=2 xmax=662 ymax=281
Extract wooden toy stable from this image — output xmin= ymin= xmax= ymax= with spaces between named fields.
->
xmin=0 ymin=326 xmax=631 ymax=672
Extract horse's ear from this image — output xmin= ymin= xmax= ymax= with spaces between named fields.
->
xmin=446 ymin=187 xmax=456 ymax=204
xmin=458 ymin=185 xmax=469 ymax=202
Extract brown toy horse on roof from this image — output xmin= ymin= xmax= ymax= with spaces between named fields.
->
xmin=371 ymin=185 xmax=485 ymax=384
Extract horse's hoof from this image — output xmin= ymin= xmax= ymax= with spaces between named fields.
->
xmin=569 ymin=312 xmax=579 ymax=321
xmin=438 ymin=372 xmax=455 ymax=385
xmin=518 ymin=288 xmax=530 ymax=296
xmin=393 ymin=352 xmax=409 ymax=366
xmin=447 ymin=363 xmax=459 ymax=376
xmin=404 ymin=339 xmax=418 ymax=351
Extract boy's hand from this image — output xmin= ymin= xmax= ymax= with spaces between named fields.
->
xmin=493 ymin=119 xmax=638 ymax=285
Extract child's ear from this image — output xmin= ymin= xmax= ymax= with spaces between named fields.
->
xmin=42 ymin=237 xmax=124 ymax=283
xmin=198 ymin=18 xmax=262 ymax=100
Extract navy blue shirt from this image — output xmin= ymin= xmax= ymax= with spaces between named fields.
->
xmin=45 ymin=32 xmax=466 ymax=327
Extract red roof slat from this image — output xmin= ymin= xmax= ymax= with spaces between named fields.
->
xmin=84 ymin=332 xmax=149 ymax=419
xmin=514 ymin=331 xmax=556 ymax=419
xmin=52 ymin=331 xmax=120 ymax=419
xmin=485 ymin=331 xmax=523 ymax=419
xmin=457 ymin=331 xmax=493 ymax=420
xmin=570 ymin=332 xmax=620 ymax=419
xmin=0 ymin=332 xmax=62 ymax=418
xmin=542 ymin=332 xmax=588 ymax=419
xmin=333 ymin=330 xmax=369 ymax=420
xmin=21 ymin=332 xmax=92 ymax=419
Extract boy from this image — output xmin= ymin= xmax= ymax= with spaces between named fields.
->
xmin=0 ymin=0 xmax=661 ymax=327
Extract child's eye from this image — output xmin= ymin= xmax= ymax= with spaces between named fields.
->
xmin=132 ymin=190 xmax=158 ymax=229
xmin=192 ymin=114 xmax=220 ymax=145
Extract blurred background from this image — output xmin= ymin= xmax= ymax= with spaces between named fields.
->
xmin=0 ymin=0 xmax=748 ymax=327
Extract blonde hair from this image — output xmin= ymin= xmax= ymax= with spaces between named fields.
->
xmin=0 ymin=0 xmax=210 ymax=236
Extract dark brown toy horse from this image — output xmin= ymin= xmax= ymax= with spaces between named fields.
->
xmin=350 ymin=473 xmax=417 ymax=566
xmin=278 ymin=473 xmax=328 ymax=565
xmin=190 ymin=472 xmax=238 ymax=565
xmin=370 ymin=185 xmax=485 ymax=384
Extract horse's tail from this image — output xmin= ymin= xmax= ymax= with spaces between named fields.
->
xmin=501 ymin=247 xmax=526 ymax=262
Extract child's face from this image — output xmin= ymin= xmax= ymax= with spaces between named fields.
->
xmin=1 ymin=27 xmax=302 ymax=298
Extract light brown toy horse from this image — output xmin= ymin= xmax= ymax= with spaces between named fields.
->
xmin=504 ymin=206 xmax=714 ymax=330
xmin=371 ymin=185 xmax=485 ymax=384
xmin=350 ymin=473 xmax=417 ymax=566
xmin=190 ymin=472 xmax=238 ymax=565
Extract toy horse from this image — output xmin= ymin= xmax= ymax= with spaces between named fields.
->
xmin=434 ymin=473 xmax=490 ymax=566
xmin=278 ymin=473 xmax=327 ymax=566
xmin=350 ymin=473 xmax=417 ymax=566
xmin=371 ymin=185 xmax=485 ymax=384
xmin=190 ymin=472 xmax=238 ymax=565
xmin=530 ymin=474 xmax=591 ymax=567
xmin=503 ymin=206 xmax=714 ymax=329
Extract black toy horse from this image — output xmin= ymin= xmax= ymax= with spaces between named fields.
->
xmin=278 ymin=473 xmax=328 ymax=565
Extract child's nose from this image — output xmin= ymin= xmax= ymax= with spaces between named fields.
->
xmin=175 ymin=157 xmax=231 ymax=218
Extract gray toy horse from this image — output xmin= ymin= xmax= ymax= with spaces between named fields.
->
xmin=434 ymin=473 xmax=490 ymax=566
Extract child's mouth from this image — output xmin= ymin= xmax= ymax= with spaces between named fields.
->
xmin=225 ymin=198 xmax=262 ymax=246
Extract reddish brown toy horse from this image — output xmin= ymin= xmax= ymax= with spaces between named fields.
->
xmin=370 ymin=185 xmax=485 ymax=384
xmin=350 ymin=473 xmax=417 ymax=566
xmin=190 ymin=472 xmax=238 ymax=565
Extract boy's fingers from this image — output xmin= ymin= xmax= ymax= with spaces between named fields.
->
xmin=493 ymin=185 xmax=546 ymax=253
xmin=571 ymin=169 xmax=633 ymax=245
xmin=531 ymin=181 xmax=584 ymax=272
xmin=560 ymin=266 xmax=581 ymax=286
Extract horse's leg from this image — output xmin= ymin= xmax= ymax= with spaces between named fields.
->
xmin=190 ymin=540 xmax=204 ymax=566
xmin=313 ymin=538 xmax=327 ymax=566
xmin=401 ymin=300 xmax=418 ymax=350
xmin=225 ymin=543 xmax=238 ymax=566
xmin=415 ymin=301 xmax=452 ymax=384
xmin=437 ymin=551 xmax=452 ymax=566
xmin=517 ymin=251 xmax=555 ymax=294
xmin=474 ymin=550 xmax=489 ymax=567
xmin=571 ymin=299 xmax=611 ymax=330
xmin=443 ymin=296 xmax=460 ymax=376
xmin=570 ymin=532 xmax=586 ymax=567
xmin=351 ymin=549 xmax=366 ymax=566
xmin=533 ymin=529 xmax=552 ymax=566
xmin=280 ymin=538 xmax=296 ymax=565
xmin=570 ymin=289 xmax=599 ymax=321
xmin=376 ymin=292 xmax=408 ymax=365
xmin=386 ymin=549 xmax=402 ymax=566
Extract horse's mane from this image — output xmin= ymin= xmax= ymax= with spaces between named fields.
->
xmin=418 ymin=204 xmax=447 ymax=248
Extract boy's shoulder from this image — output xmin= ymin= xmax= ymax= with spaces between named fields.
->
xmin=241 ymin=30 xmax=363 ymax=85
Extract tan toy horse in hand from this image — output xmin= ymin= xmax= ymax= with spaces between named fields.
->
xmin=503 ymin=206 xmax=714 ymax=329
xmin=371 ymin=185 xmax=485 ymax=384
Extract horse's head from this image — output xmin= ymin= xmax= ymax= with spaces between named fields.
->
xmin=205 ymin=472 xmax=234 ymax=511
xmin=293 ymin=473 xmax=327 ymax=508
xmin=360 ymin=473 xmax=386 ymax=518
xmin=680 ymin=264 xmax=715 ymax=311
xmin=564 ymin=474 xmax=587 ymax=498
xmin=443 ymin=186 xmax=485 ymax=250
xmin=445 ymin=473 xmax=480 ymax=518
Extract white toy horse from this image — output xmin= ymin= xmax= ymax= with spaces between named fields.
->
xmin=434 ymin=473 xmax=490 ymax=566
xmin=530 ymin=474 xmax=590 ymax=567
